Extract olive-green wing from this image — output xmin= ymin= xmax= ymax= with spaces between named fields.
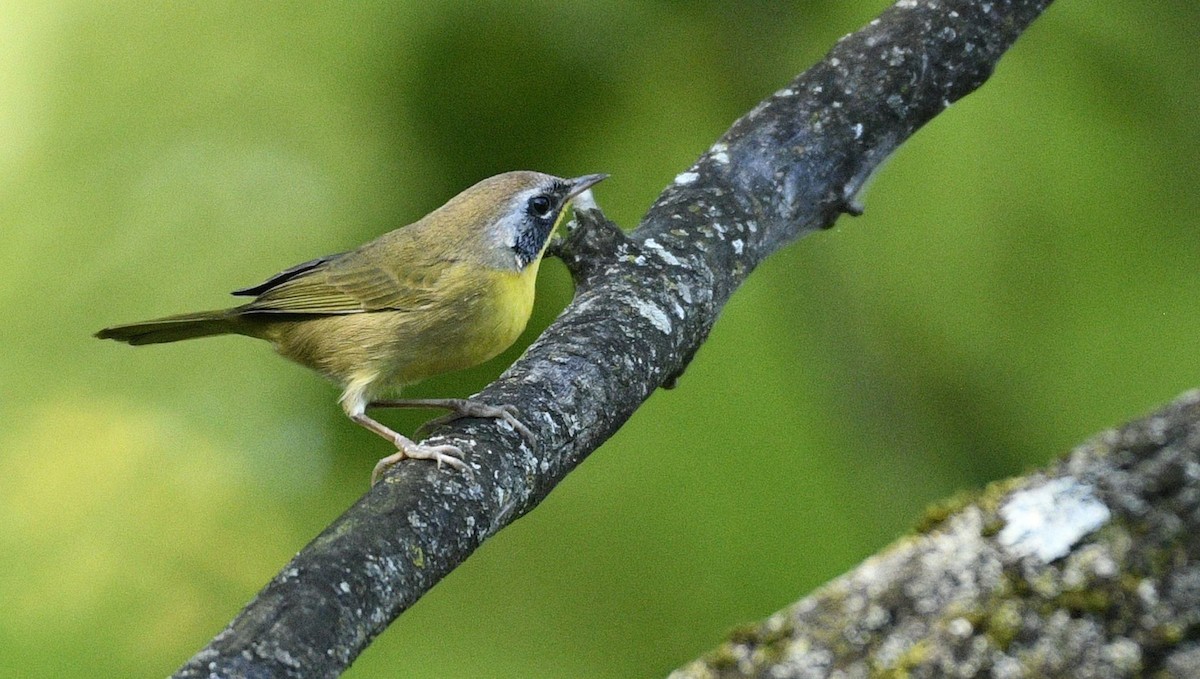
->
xmin=231 ymin=253 xmax=344 ymax=297
xmin=239 ymin=243 xmax=447 ymax=315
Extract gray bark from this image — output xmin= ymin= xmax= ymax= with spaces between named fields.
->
xmin=670 ymin=389 xmax=1200 ymax=679
xmin=173 ymin=0 xmax=1055 ymax=676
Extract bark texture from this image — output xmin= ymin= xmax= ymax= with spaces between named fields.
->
xmin=670 ymin=390 xmax=1200 ymax=679
xmin=174 ymin=0 xmax=1055 ymax=676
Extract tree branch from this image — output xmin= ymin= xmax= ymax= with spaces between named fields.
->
xmin=173 ymin=1 xmax=1054 ymax=676
xmin=670 ymin=389 xmax=1200 ymax=678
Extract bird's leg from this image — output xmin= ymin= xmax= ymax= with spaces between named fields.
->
xmin=341 ymin=392 xmax=466 ymax=485
xmin=370 ymin=397 xmax=535 ymax=446
xmin=351 ymin=411 xmax=467 ymax=484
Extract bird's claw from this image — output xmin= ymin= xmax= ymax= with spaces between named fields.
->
xmin=371 ymin=442 xmax=466 ymax=486
xmin=417 ymin=401 xmax=536 ymax=447
xmin=493 ymin=405 xmax=536 ymax=446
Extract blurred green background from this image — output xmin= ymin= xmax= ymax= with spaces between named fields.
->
xmin=1 ymin=1 xmax=1196 ymax=677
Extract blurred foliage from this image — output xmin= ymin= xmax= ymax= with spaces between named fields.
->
xmin=1 ymin=1 xmax=1196 ymax=677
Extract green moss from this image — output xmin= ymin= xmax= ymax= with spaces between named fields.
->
xmin=982 ymin=601 xmax=1023 ymax=651
xmin=1004 ymin=569 xmax=1033 ymax=597
xmin=1028 ymin=569 xmax=1063 ymax=601
xmin=727 ymin=622 xmax=763 ymax=645
xmin=705 ymin=643 xmax=739 ymax=671
xmin=1146 ymin=541 xmax=1182 ymax=579
xmin=759 ymin=620 xmax=796 ymax=650
xmin=409 ymin=544 xmax=425 ymax=569
xmin=912 ymin=489 xmax=981 ymax=534
xmin=722 ymin=617 xmax=795 ymax=667
xmin=1053 ymin=588 xmax=1112 ymax=614
xmin=1151 ymin=622 xmax=1185 ymax=645
xmin=875 ymin=638 xmax=933 ymax=679
xmin=910 ymin=476 xmax=1027 ymax=537
xmin=981 ymin=515 xmax=1006 ymax=538
xmin=1118 ymin=574 xmax=1145 ymax=603
xmin=976 ymin=476 xmax=1028 ymax=514
xmin=706 ymin=617 xmax=797 ymax=673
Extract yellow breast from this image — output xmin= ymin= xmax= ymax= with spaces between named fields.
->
xmin=412 ymin=262 xmax=539 ymax=382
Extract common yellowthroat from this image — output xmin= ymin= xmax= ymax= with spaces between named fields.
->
xmin=97 ymin=171 xmax=607 ymax=484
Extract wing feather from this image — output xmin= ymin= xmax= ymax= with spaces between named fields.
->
xmin=231 ymin=253 xmax=346 ymax=297
xmin=239 ymin=237 xmax=446 ymax=315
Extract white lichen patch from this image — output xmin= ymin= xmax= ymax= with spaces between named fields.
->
xmin=632 ymin=300 xmax=673 ymax=334
xmin=674 ymin=171 xmax=699 ymax=185
xmin=998 ymin=478 xmax=1111 ymax=562
xmin=677 ymin=282 xmax=693 ymax=304
xmin=947 ymin=617 xmax=973 ymax=639
xmin=642 ymin=238 xmax=684 ymax=267
xmin=709 ymin=142 xmax=730 ymax=165
xmin=732 ymin=239 xmax=744 ymax=255
xmin=537 ymin=411 xmax=559 ymax=433
xmin=1101 ymin=638 xmax=1143 ymax=673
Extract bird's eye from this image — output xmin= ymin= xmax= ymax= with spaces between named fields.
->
xmin=529 ymin=195 xmax=553 ymax=217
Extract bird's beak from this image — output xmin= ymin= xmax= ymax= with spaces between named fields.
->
xmin=565 ymin=173 xmax=609 ymax=200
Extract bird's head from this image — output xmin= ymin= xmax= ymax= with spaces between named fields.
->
xmin=436 ymin=171 xmax=608 ymax=270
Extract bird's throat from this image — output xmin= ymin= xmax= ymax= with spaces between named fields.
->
xmin=513 ymin=204 xmax=571 ymax=269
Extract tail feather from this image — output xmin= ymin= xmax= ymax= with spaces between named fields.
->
xmin=95 ymin=309 xmax=243 ymax=345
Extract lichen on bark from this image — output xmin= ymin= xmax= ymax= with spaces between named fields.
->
xmin=671 ymin=391 xmax=1200 ymax=678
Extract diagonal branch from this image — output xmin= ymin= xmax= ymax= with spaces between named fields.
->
xmin=173 ymin=1 xmax=1054 ymax=676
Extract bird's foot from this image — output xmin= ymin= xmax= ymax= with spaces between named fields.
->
xmin=416 ymin=400 xmax=535 ymax=446
xmin=371 ymin=397 xmax=535 ymax=446
xmin=370 ymin=441 xmax=466 ymax=486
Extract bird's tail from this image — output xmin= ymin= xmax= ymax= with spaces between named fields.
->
xmin=95 ymin=309 xmax=245 ymax=345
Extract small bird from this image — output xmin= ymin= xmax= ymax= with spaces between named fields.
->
xmin=97 ymin=171 xmax=607 ymax=484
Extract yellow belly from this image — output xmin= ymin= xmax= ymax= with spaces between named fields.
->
xmin=258 ymin=264 xmax=539 ymax=399
xmin=392 ymin=265 xmax=536 ymax=384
